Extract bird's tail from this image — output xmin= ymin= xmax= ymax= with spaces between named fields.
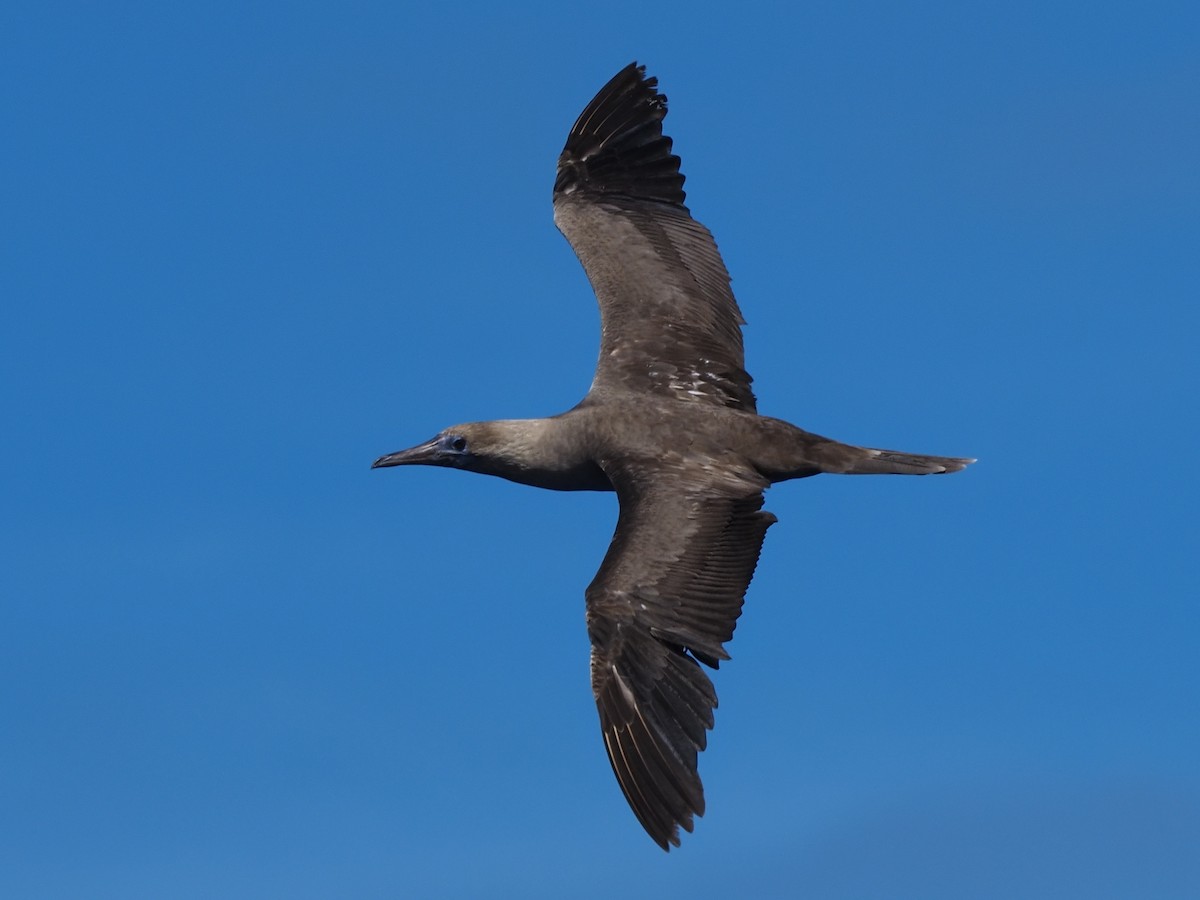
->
xmin=757 ymin=421 xmax=975 ymax=481
xmin=828 ymin=445 xmax=976 ymax=475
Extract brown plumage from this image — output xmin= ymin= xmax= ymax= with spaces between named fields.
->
xmin=373 ymin=62 xmax=973 ymax=850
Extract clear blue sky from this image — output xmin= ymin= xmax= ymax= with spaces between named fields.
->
xmin=3 ymin=2 xmax=1198 ymax=897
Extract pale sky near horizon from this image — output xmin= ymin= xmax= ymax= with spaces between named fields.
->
xmin=3 ymin=2 xmax=1198 ymax=897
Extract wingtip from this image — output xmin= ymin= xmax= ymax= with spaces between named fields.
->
xmin=554 ymin=60 xmax=685 ymax=206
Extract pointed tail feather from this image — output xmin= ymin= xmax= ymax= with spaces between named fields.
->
xmin=836 ymin=446 xmax=976 ymax=475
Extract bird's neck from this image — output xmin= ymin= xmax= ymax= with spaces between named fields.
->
xmin=474 ymin=416 xmax=610 ymax=492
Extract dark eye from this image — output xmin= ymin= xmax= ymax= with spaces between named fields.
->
xmin=448 ymin=435 xmax=468 ymax=453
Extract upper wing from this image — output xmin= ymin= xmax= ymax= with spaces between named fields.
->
xmin=586 ymin=459 xmax=777 ymax=849
xmin=553 ymin=63 xmax=757 ymax=411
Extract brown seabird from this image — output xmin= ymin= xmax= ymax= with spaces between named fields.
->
xmin=373 ymin=62 xmax=973 ymax=850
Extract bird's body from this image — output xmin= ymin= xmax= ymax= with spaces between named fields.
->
xmin=374 ymin=63 xmax=973 ymax=849
xmin=400 ymin=405 xmax=968 ymax=494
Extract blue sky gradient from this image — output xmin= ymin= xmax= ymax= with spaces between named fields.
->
xmin=3 ymin=2 xmax=1198 ymax=897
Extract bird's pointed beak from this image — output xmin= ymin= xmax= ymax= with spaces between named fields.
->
xmin=371 ymin=437 xmax=440 ymax=469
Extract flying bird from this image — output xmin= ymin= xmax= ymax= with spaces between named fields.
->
xmin=373 ymin=62 xmax=973 ymax=850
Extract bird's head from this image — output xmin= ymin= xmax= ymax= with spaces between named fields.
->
xmin=371 ymin=422 xmax=502 ymax=472
xmin=373 ymin=417 xmax=607 ymax=491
